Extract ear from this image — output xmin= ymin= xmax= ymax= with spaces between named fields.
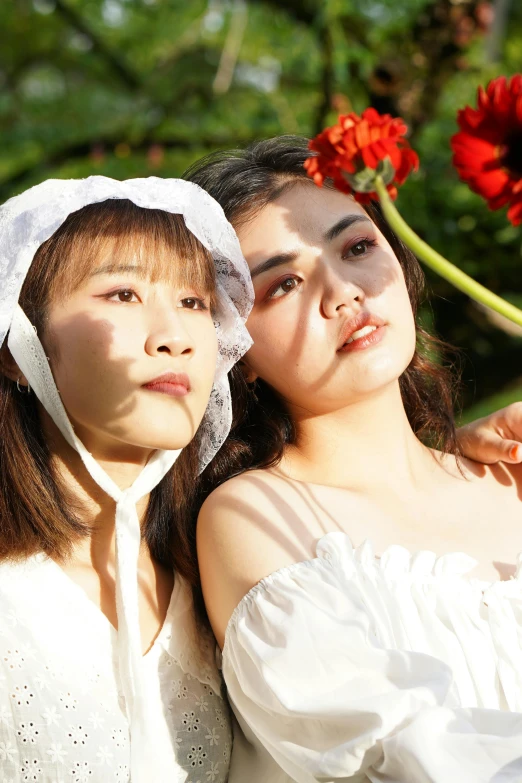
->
xmin=238 ymin=359 xmax=258 ymax=385
xmin=0 ymin=340 xmax=28 ymax=387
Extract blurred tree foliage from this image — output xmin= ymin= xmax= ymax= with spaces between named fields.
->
xmin=1 ymin=0 xmax=521 ymax=415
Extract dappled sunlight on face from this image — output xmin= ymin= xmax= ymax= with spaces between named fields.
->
xmin=42 ymin=269 xmax=218 ymax=463
xmin=236 ymin=183 xmax=416 ymax=414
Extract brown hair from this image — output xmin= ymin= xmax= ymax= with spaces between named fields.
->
xmin=185 ymin=136 xmax=461 ymax=506
xmin=0 ymin=198 xmax=215 ymax=584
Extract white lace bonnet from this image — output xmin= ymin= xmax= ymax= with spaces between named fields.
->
xmin=0 ymin=176 xmax=253 ymax=782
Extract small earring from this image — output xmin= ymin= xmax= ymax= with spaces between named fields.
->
xmin=16 ymin=377 xmax=31 ymax=394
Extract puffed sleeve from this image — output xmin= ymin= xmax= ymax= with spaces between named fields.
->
xmin=222 ymin=535 xmax=522 ymax=783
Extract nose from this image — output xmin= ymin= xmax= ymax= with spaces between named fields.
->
xmin=144 ymin=308 xmax=195 ymax=358
xmin=320 ymin=265 xmax=366 ymax=319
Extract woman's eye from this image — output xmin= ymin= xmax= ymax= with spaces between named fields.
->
xmin=343 ymin=238 xmax=376 ymax=259
xmin=351 ymin=242 xmax=368 ymax=256
xmin=269 ymin=277 xmax=300 ymax=299
xmin=179 ymin=297 xmax=208 ymax=310
xmin=108 ymin=289 xmax=138 ymax=303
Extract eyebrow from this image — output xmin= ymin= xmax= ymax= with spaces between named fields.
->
xmin=323 ymin=214 xmax=373 ymax=243
xmin=249 ymin=251 xmax=300 ymax=280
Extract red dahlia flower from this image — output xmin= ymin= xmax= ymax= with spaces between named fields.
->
xmin=451 ymin=75 xmax=522 ymax=226
xmin=304 ymin=107 xmax=419 ymax=203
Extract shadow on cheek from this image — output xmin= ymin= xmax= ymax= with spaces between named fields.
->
xmin=43 ymin=311 xmax=198 ymax=441
xmin=367 ymin=251 xmax=404 ymax=297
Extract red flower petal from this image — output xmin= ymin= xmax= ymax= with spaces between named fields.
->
xmin=451 ymin=132 xmax=496 ymax=158
xmin=395 ymin=149 xmax=419 ymax=184
xmin=361 ymin=144 xmax=380 ymax=169
xmin=515 ymin=95 xmax=522 ymax=125
xmin=353 ymin=191 xmax=374 ymax=204
xmin=470 ymin=170 xmax=511 ymax=200
xmin=507 ymin=198 xmax=522 ymax=225
xmin=361 ymin=107 xmax=382 ymax=124
xmin=355 ymin=119 xmax=371 ymax=150
xmin=386 ymin=143 xmax=403 ymax=170
xmin=332 ymin=174 xmax=353 ymax=195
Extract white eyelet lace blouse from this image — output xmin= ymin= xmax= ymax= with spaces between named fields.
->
xmin=224 ymin=532 xmax=522 ymax=783
xmin=0 ymin=554 xmax=232 ymax=783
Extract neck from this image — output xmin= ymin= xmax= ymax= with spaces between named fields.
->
xmin=280 ymin=382 xmax=438 ymax=491
xmin=41 ymin=408 xmax=154 ymax=566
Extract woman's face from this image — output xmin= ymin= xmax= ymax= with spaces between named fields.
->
xmin=236 ymin=183 xmax=416 ymax=415
xmin=40 ymin=249 xmax=218 ymax=459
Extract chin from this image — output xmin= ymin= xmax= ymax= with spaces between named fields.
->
xmin=134 ymin=421 xmax=200 ymax=450
xmin=353 ymin=350 xmax=409 ymax=382
xmin=314 ymin=363 xmax=408 ymax=409
xmin=130 ymin=433 xmax=197 ymax=452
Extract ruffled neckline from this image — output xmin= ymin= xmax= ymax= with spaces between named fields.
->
xmin=225 ymin=531 xmax=522 ymax=651
xmin=316 ymin=531 xmax=522 ymax=585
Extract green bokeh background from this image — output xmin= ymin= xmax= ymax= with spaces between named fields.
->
xmin=1 ymin=0 xmax=521 ymax=421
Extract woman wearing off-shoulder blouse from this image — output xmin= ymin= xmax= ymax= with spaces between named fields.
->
xmin=187 ymin=138 xmax=522 ymax=783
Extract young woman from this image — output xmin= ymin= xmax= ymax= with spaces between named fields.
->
xmin=186 ymin=139 xmax=522 ymax=782
xmin=0 ymin=176 xmax=252 ymax=783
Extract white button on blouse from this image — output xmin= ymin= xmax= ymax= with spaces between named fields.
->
xmin=224 ymin=532 xmax=522 ymax=783
xmin=0 ymin=555 xmax=232 ymax=782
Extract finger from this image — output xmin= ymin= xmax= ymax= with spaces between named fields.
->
xmin=459 ymin=431 xmax=522 ymax=464
xmin=501 ymin=401 xmax=522 ymax=442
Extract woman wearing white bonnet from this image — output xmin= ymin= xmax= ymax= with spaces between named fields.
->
xmin=0 ymin=176 xmax=253 ymax=782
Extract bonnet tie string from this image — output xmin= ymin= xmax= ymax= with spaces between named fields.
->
xmin=8 ymin=304 xmax=186 ymax=783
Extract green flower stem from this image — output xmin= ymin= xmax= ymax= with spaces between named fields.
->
xmin=374 ymin=176 xmax=522 ymax=327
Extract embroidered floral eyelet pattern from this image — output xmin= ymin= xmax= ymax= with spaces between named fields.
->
xmin=0 ymin=558 xmax=232 ymax=782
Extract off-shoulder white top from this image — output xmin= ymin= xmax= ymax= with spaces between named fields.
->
xmin=224 ymin=532 xmax=522 ymax=783
xmin=0 ymin=554 xmax=232 ymax=783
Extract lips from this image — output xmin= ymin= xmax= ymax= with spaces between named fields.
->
xmin=337 ymin=312 xmax=386 ymax=351
xmin=142 ymin=372 xmax=191 ymax=397
xmin=344 ymin=324 xmax=378 ymax=344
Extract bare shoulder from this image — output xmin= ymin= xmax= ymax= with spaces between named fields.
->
xmin=197 ymin=468 xmax=315 ymax=555
xmin=196 ymin=470 xmax=312 ymax=647
xmin=478 ymin=456 xmax=522 ymax=492
xmin=492 ymin=458 xmax=522 ymax=496
xmin=198 ymin=468 xmax=283 ymax=521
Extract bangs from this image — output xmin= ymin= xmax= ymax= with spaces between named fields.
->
xmin=28 ymin=199 xmax=217 ymax=316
